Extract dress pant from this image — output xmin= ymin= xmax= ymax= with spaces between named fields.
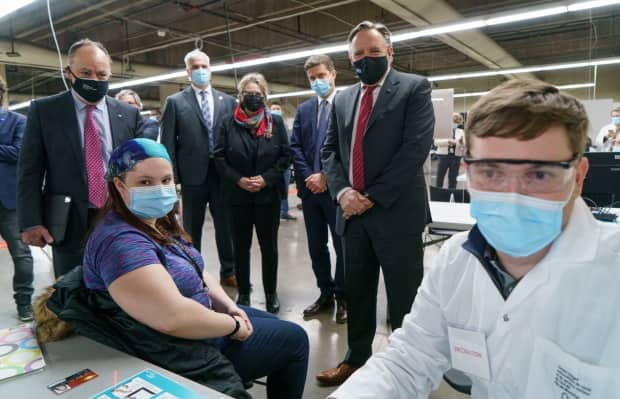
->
xmin=52 ymin=208 xmax=98 ymax=278
xmin=0 ymin=204 xmax=34 ymax=305
xmin=342 ymin=215 xmax=424 ymax=367
xmin=210 ymin=306 xmax=309 ymax=399
xmin=280 ymin=168 xmax=291 ymax=216
xmin=182 ymin=160 xmax=234 ymax=278
xmin=300 ymin=192 xmax=344 ymax=299
xmin=436 ymin=154 xmax=461 ymax=189
xmin=228 ymin=201 xmax=280 ymax=295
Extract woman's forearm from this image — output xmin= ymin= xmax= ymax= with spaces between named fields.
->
xmin=203 ymin=271 xmax=236 ymax=312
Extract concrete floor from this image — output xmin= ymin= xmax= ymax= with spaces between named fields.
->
xmin=0 ymin=161 xmax=469 ymax=398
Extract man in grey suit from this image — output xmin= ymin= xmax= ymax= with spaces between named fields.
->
xmin=18 ymin=39 xmax=143 ymax=278
xmin=317 ymin=21 xmax=435 ymax=385
xmin=161 ymin=50 xmax=237 ymax=287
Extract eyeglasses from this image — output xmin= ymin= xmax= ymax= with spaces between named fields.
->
xmin=463 ymin=155 xmax=579 ymax=194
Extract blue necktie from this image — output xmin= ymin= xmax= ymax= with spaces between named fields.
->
xmin=200 ymin=90 xmax=214 ymax=151
xmin=314 ymin=100 xmax=329 ymax=172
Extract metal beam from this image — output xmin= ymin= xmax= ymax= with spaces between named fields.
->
xmin=370 ymin=0 xmax=536 ymax=78
xmin=0 ymin=39 xmax=302 ymax=93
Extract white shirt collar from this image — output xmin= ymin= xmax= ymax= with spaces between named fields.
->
xmin=192 ymin=84 xmax=212 ymax=96
xmin=317 ymin=89 xmax=336 ymax=106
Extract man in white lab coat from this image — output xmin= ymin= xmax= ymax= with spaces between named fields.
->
xmin=594 ymin=106 xmax=620 ymax=151
xmin=328 ymin=79 xmax=620 ymax=399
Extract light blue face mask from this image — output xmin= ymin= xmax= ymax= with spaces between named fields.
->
xmin=126 ymin=184 xmax=178 ymax=219
xmin=612 ymin=116 xmax=620 ymax=126
xmin=469 ymin=188 xmax=570 ymax=258
xmin=191 ymin=68 xmax=211 ymax=86
xmin=271 ymin=109 xmax=282 ymax=116
xmin=310 ymin=79 xmax=331 ymax=97
xmin=613 ymin=146 xmax=620 ymax=152
xmin=452 ymin=123 xmax=459 ymax=129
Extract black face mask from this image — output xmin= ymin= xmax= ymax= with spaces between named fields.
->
xmin=69 ymin=69 xmax=109 ymax=103
xmin=353 ymin=56 xmax=388 ymax=85
xmin=242 ymin=94 xmax=264 ymax=112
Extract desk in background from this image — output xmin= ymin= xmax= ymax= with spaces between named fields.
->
xmin=3 ymin=335 xmax=233 ymax=399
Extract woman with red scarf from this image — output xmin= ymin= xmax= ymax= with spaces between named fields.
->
xmin=214 ymin=73 xmax=291 ymax=313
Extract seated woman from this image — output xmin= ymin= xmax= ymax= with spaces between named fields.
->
xmin=82 ymin=138 xmax=308 ymax=399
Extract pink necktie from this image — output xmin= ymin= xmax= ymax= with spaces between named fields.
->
xmin=84 ymin=105 xmax=107 ymax=208
xmin=351 ymin=85 xmax=376 ymax=193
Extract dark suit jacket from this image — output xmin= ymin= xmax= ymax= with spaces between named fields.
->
xmin=160 ymin=87 xmax=236 ymax=186
xmin=0 ymin=109 xmax=26 ymax=209
xmin=321 ymin=68 xmax=434 ymax=236
xmin=17 ymin=91 xmax=143 ymax=245
xmin=214 ymin=114 xmax=291 ymax=206
xmin=290 ymin=97 xmax=326 ymax=199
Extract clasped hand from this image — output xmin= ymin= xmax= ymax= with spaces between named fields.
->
xmin=238 ymin=176 xmax=266 ymax=192
xmin=340 ymin=189 xmax=373 ymax=220
xmin=305 ymin=173 xmax=327 ymax=194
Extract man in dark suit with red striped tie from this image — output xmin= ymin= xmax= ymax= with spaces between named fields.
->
xmin=318 ymin=21 xmax=435 ymax=385
xmin=18 ymin=39 xmax=143 ymax=278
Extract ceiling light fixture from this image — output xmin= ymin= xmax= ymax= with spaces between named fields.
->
xmin=8 ymin=0 xmax=620 ymax=110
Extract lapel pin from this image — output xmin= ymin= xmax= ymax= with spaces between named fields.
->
xmin=219 ymin=96 xmax=223 ymax=100
xmin=117 ymin=114 xmax=123 ymax=118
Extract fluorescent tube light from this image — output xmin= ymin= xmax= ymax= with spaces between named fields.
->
xmin=486 ymin=6 xmax=568 ymax=26
xmin=453 ymin=82 xmax=595 ymax=98
xmin=568 ymin=0 xmax=620 ymax=12
xmin=0 ymin=0 xmax=38 ymax=19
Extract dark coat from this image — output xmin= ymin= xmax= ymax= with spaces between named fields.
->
xmin=46 ymin=266 xmax=251 ymax=399
xmin=17 ymin=91 xmax=143 ymax=245
xmin=214 ymin=113 xmax=291 ymax=206
xmin=160 ymin=87 xmax=236 ymax=185
xmin=321 ymin=68 xmax=435 ymax=235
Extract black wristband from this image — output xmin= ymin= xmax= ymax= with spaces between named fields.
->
xmin=227 ymin=315 xmax=240 ymax=337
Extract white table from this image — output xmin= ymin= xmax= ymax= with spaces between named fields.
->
xmin=428 ymin=201 xmax=475 ymax=232
xmin=2 ymin=335 xmax=233 ymax=398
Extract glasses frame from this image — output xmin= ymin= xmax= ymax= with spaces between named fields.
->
xmin=463 ymin=154 xmax=580 ymax=169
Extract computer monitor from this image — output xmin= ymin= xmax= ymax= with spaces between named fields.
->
xmin=582 ymin=152 xmax=620 ymax=208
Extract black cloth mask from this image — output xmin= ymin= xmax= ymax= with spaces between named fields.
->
xmin=353 ymin=56 xmax=388 ymax=85
xmin=242 ymin=94 xmax=264 ymax=112
xmin=69 ymin=69 xmax=109 ymax=103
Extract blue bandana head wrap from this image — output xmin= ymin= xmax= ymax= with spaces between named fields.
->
xmin=105 ymin=138 xmax=172 ymax=181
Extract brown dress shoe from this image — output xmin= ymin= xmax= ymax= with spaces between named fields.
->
xmin=303 ymin=295 xmax=334 ymax=316
xmin=316 ymin=363 xmax=358 ymax=386
xmin=220 ymin=275 xmax=238 ymax=288
xmin=335 ymin=299 xmax=347 ymax=324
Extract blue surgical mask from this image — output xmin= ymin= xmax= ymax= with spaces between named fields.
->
xmin=310 ymin=79 xmax=332 ymax=97
xmin=191 ymin=68 xmax=211 ymax=86
xmin=271 ymin=109 xmax=282 ymax=116
xmin=612 ymin=116 xmax=620 ymax=125
xmin=452 ymin=123 xmax=459 ymax=129
xmin=126 ymin=184 xmax=177 ymax=219
xmin=613 ymin=146 xmax=620 ymax=152
xmin=469 ymin=188 xmax=569 ymax=258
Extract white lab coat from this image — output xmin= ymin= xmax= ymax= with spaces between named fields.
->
xmin=329 ymin=198 xmax=620 ymax=398
xmin=594 ymin=123 xmax=618 ymax=151
xmin=434 ymin=127 xmax=465 ymax=156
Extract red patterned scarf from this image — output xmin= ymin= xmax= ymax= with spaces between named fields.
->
xmin=233 ymin=105 xmax=272 ymax=138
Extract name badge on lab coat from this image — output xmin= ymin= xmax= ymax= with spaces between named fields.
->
xmin=525 ymin=337 xmax=620 ymax=399
xmin=448 ymin=326 xmax=491 ymax=381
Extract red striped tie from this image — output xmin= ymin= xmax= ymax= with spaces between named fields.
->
xmin=351 ymin=85 xmax=376 ymax=193
xmin=84 ymin=105 xmax=107 ymax=208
